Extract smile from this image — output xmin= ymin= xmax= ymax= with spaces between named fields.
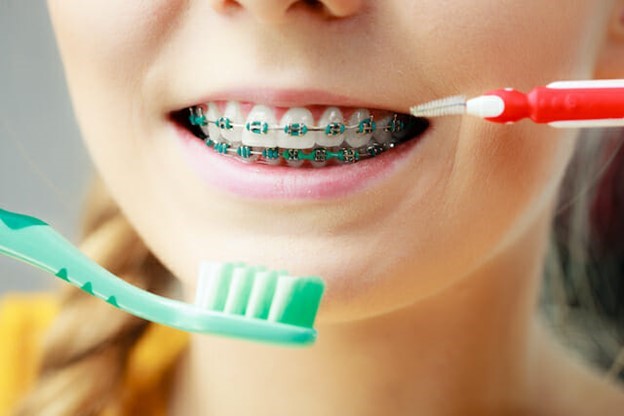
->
xmin=175 ymin=101 xmax=430 ymax=167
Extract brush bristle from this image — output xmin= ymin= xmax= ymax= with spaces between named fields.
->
xmin=410 ymin=95 xmax=467 ymax=118
xmin=196 ymin=261 xmax=324 ymax=328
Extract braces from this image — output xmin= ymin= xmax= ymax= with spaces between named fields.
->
xmin=203 ymin=136 xmax=396 ymax=164
xmin=186 ymin=106 xmax=409 ymax=165
xmin=188 ymin=106 xmax=406 ymax=137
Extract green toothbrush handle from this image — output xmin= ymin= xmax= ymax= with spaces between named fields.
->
xmin=0 ymin=208 xmax=317 ymax=345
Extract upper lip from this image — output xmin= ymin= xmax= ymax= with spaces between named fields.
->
xmin=173 ymin=87 xmax=414 ymax=115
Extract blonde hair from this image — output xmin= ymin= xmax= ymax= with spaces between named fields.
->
xmin=14 ymin=179 xmax=174 ymax=416
xmin=543 ymin=127 xmax=624 ymax=380
xmin=15 ymin=130 xmax=624 ymax=414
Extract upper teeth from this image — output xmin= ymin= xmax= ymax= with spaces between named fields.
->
xmin=278 ymin=107 xmax=314 ymax=149
xmin=191 ymin=102 xmax=404 ymax=150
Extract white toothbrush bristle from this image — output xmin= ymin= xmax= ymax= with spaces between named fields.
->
xmin=245 ymin=269 xmax=277 ymax=319
xmin=410 ymin=95 xmax=467 ymax=118
xmin=195 ymin=261 xmax=224 ymax=309
xmin=267 ymin=274 xmax=296 ymax=322
xmin=223 ymin=266 xmax=253 ymax=314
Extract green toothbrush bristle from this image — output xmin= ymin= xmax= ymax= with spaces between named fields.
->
xmin=268 ymin=275 xmax=324 ymax=327
xmin=196 ymin=262 xmax=325 ymax=329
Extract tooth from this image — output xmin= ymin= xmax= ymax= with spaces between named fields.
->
xmin=310 ymin=148 xmax=328 ymax=168
xmin=391 ymin=115 xmax=413 ymax=141
xmin=283 ymin=148 xmax=305 ymax=168
xmin=373 ymin=115 xmax=392 ymax=144
xmin=242 ymin=105 xmax=278 ymax=147
xmin=278 ymin=107 xmax=315 ymax=149
xmin=345 ymin=109 xmax=374 ymax=148
xmin=235 ymin=145 xmax=259 ymax=163
xmin=221 ymin=101 xmax=245 ymax=143
xmin=206 ymin=102 xmax=222 ymax=141
xmin=286 ymin=159 xmax=305 ymax=168
xmin=191 ymin=106 xmax=211 ymax=138
xmin=261 ymin=147 xmax=281 ymax=165
xmin=314 ymin=107 xmax=345 ymax=147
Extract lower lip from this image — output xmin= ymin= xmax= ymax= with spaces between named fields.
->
xmin=172 ymin=124 xmax=429 ymax=200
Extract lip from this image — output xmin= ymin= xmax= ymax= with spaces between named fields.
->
xmin=170 ymin=121 xmax=430 ymax=201
xmin=173 ymin=87 xmax=411 ymax=115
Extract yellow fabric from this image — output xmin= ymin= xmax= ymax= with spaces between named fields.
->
xmin=0 ymin=294 xmax=57 ymax=414
xmin=0 ymin=294 xmax=189 ymax=416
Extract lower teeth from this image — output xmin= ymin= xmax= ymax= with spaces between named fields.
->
xmin=204 ymin=138 xmax=391 ymax=166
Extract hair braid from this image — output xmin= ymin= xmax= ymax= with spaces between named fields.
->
xmin=14 ymin=179 xmax=174 ymax=416
xmin=543 ymin=128 xmax=624 ymax=380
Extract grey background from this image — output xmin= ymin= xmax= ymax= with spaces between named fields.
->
xmin=1 ymin=1 xmax=92 ymax=294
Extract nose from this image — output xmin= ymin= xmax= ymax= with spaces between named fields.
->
xmin=209 ymin=0 xmax=364 ymax=23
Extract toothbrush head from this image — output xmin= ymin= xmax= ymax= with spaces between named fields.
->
xmin=410 ymin=95 xmax=467 ymax=118
xmin=194 ymin=261 xmax=325 ymax=344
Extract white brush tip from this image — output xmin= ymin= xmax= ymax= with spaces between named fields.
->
xmin=465 ymin=95 xmax=505 ymax=118
xmin=409 ymin=95 xmax=467 ymax=118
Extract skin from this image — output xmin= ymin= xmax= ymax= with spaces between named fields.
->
xmin=47 ymin=0 xmax=624 ymax=414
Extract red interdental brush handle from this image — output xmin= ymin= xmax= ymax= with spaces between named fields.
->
xmin=483 ymin=80 xmax=624 ymax=126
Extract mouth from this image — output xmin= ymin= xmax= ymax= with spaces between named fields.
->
xmin=172 ymin=101 xmax=430 ymax=168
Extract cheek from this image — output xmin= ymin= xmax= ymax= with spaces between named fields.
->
xmin=47 ymin=0 xmax=185 ymax=62
xmin=449 ymin=121 xmax=576 ymax=250
xmin=347 ymin=122 xmax=576 ymax=323
xmin=47 ymin=1 xmax=187 ymax=120
xmin=46 ymin=0 xmax=189 ymax=188
xmin=393 ymin=0 xmax=606 ymax=95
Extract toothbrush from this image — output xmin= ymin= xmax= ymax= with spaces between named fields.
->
xmin=0 ymin=208 xmax=324 ymax=346
xmin=410 ymin=79 xmax=624 ymax=128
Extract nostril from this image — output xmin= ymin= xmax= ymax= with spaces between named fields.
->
xmin=320 ymin=0 xmax=363 ymax=18
xmin=295 ymin=0 xmax=362 ymax=19
xmin=302 ymin=0 xmax=323 ymax=9
xmin=212 ymin=0 xmax=362 ymax=22
xmin=209 ymin=0 xmax=240 ymax=13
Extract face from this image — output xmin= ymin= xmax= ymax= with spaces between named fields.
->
xmin=47 ymin=1 xmax=614 ymax=322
